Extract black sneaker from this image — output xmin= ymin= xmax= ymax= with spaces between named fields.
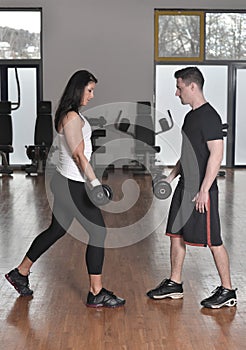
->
xmin=146 ymin=278 xmax=183 ymax=300
xmin=86 ymin=288 xmax=126 ymax=308
xmin=5 ymin=268 xmax=33 ymax=296
xmin=200 ymin=286 xmax=237 ymax=309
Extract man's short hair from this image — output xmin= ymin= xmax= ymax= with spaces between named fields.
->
xmin=174 ymin=67 xmax=204 ymax=90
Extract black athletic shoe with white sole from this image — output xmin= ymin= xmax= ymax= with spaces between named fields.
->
xmin=5 ymin=268 xmax=33 ymax=296
xmin=146 ymin=278 xmax=183 ymax=300
xmin=86 ymin=288 xmax=126 ymax=308
xmin=200 ymin=286 xmax=237 ymax=309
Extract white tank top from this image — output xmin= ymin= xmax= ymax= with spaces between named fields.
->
xmin=56 ymin=113 xmax=92 ymax=182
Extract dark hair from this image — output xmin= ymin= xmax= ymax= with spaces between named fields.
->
xmin=174 ymin=66 xmax=204 ymax=90
xmin=54 ymin=70 xmax=97 ymax=131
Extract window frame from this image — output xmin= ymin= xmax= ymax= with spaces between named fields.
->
xmin=154 ymin=9 xmax=246 ymax=168
xmin=0 ymin=7 xmax=42 ymax=62
xmin=0 ymin=7 xmax=43 ymax=102
xmin=155 ymin=8 xmax=246 ymax=63
xmin=155 ymin=10 xmax=205 ymax=62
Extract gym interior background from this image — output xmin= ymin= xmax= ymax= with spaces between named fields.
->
xmin=1 ymin=0 xmax=246 ymax=172
xmin=1 ymin=1 xmax=246 ymax=350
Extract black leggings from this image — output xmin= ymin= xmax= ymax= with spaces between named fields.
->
xmin=26 ymin=171 xmax=106 ymax=275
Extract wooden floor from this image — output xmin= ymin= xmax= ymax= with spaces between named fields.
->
xmin=0 ymin=168 xmax=246 ymax=350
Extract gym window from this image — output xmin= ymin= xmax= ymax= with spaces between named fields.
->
xmin=154 ymin=9 xmax=246 ymax=167
xmin=155 ymin=9 xmax=246 ymax=62
xmin=206 ymin=12 xmax=246 ymax=60
xmin=155 ymin=11 xmax=204 ymax=62
xmin=0 ymin=8 xmax=41 ymax=60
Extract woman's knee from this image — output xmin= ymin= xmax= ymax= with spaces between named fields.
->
xmin=88 ymin=226 xmax=107 ymax=247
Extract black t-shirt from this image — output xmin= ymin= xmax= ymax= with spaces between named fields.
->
xmin=179 ymin=102 xmax=223 ymax=191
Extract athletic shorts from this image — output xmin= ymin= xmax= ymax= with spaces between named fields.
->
xmin=166 ymin=186 xmax=222 ymax=247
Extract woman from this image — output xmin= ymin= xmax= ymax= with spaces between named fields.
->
xmin=5 ymin=70 xmax=125 ymax=308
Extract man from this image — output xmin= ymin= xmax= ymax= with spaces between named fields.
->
xmin=147 ymin=67 xmax=237 ymax=308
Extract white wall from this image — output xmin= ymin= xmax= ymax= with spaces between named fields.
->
xmin=1 ymin=0 xmax=246 ymax=110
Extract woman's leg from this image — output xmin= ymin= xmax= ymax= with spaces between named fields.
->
xmin=17 ymin=172 xmax=75 ymax=275
xmin=68 ymin=180 xmax=107 ymax=294
xmin=5 ymin=209 xmax=72 ymax=295
xmin=19 ymin=212 xmax=72 ymax=275
xmin=89 ymin=274 xmax=103 ymax=295
xmin=69 ymin=181 xmax=126 ymax=307
xmin=17 ymin=256 xmax=33 ymax=277
xmin=5 ymin=172 xmax=74 ymax=295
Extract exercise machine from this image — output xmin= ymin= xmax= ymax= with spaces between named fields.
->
xmin=114 ymin=101 xmax=173 ymax=175
xmin=0 ymin=101 xmax=14 ymax=174
xmin=24 ymin=101 xmax=53 ymax=175
xmin=0 ymin=68 xmax=21 ymax=175
xmin=87 ymin=115 xmax=112 ymax=179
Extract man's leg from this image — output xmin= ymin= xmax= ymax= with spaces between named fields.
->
xmin=170 ymin=236 xmax=186 ymax=283
xmin=200 ymin=244 xmax=237 ymax=308
xmin=209 ymin=244 xmax=232 ymax=289
xmin=146 ymin=236 xmax=185 ymax=299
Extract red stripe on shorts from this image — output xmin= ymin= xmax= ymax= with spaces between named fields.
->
xmin=206 ymin=196 xmax=211 ymax=246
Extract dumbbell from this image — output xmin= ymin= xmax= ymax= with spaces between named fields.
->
xmin=152 ymin=174 xmax=172 ymax=200
xmin=88 ymin=183 xmax=113 ymax=206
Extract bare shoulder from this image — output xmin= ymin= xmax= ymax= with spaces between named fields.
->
xmin=63 ymin=111 xmax=80 ymax=124
xmin=62 ymin=111 xmax=85 ymax=128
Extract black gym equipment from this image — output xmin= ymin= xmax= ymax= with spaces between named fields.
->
xmin=0 ymin=68 xmax=21 ymax=175
xmin=0 ymin=101 xmax=14 ymax=175
xmin=152 ymin=173 xmax=172 ymax=200
xmin=87 ymin=115 xmax=112 ymax=179
xmin=88 ymin=116 xmax=107 ymax=128
xmin=87 ymin=183 xmax=113 ymax=206
xmin=24 ymin=101 xmax=53 ymax=175
xmin=115 ymin=101 xmax=173 ymax=175
xmin=0 ymin=101 xmax=14 ymax=174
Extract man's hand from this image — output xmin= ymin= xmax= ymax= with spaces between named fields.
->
xmin=192 ymin=191 xmax=209 ymax=213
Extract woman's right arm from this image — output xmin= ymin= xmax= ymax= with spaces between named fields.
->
xmin=61 ymin=111 xmax=97 ymax=183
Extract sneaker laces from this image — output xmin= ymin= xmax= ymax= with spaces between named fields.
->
xmin=211 ymin=286 xmax=238 ymax=294
xmin=211 ymin=286 xmax=222 ymax=295
xmin=102 ymin=288 xmax=117 ymax=298
xmin=156 ymin=278 xmax=169 ymax=288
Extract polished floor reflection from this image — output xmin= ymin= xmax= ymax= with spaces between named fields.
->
xmin=0 ymin=169 xmax=245 ymax=350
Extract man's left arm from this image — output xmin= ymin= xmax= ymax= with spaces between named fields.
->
xmin=193 ymin=139 xmax=224 ymax=213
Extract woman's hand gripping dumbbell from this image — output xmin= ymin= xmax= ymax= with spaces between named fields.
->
xmin=87 ymin=178 xmax=113 ymax=206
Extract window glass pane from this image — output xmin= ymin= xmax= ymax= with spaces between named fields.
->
xmin=0 ymin=10 xmax=41 ymax=59
xmin=155 ymin=65 xmax=228 ymax=166
xmin=158 ymin=15 xmax=201 ymax=58
xmin=235 ymin=69 xmax=246 ymax=165
xmin=8 ymin=68 xmax=37 ymax=164
xmin=206 ymin=13 xmax=246 ymax=60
